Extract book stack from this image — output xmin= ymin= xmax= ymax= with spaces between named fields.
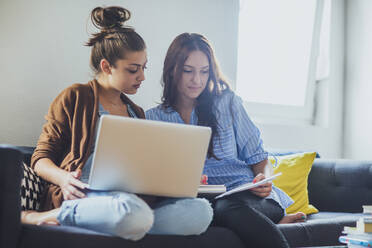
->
xmin=339 ymin=205 xmax=372 ymax=247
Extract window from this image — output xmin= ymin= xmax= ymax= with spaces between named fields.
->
xmin=236 ymin=0 xmax=329 ymax=124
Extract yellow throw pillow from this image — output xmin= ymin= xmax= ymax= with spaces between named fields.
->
xmin=269 ymin=152 xmax=319 ymax=215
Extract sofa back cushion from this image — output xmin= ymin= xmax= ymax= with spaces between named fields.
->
xmin=308 ymin=159 xmax=372 ymax=212
xmin=16 ymin=146 xmax=35 ymax=167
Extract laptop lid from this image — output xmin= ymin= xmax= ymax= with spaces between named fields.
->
xmin=88 ymin=115 xmax=211 ymax=198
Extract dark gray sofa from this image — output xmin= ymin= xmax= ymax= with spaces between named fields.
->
xmin=1 ymin=145 xmax=372 ymax=248
xmin=0 ymin=145 xmax=245 ymax=248
xmin=279 ymin=158 xmax=372 ymax=247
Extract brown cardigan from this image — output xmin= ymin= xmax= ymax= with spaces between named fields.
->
xmin=31 ymin=80 xmax=145 ymax=210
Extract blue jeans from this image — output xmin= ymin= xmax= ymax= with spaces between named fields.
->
xmin=57 ymin=191 xmax=213 ymax=241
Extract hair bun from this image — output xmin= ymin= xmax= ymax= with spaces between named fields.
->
xmin=91 ymin=6 xmax=131 ymax=30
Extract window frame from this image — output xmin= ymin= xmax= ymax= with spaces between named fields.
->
xmin=236 ymin=0 xmax=326 ymax=125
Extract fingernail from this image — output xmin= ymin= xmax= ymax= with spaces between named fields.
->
xmin=253 ymin=179 xmax=257 ymax=183
xmin=301 ymin=215 xmax=306 ymax=219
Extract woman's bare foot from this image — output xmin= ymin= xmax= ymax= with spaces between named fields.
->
xmin=21 ymin=208 xmax=61 ymax=225
xmin=279 ymin=212 xmax=306 ymax=224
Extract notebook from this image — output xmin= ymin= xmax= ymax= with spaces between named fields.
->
xmin=215 ymin=173 xmax=282 ymax=199
xmin=88 ymin=115 xmax=211 ymax=198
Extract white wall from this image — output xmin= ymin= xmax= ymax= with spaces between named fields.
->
xmin=0 ymin=0 xmax=239 ymax=146
xmin=0 ymin=0 xmax=348 ymax=159
xmin=343 ymin=0 xmax=372 ymax=159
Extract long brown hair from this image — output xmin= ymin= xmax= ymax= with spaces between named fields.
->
xmin=86 ymin=6 xmax=146 ymax=74
xmin=161 ymin=33 xmax=232 ymax=159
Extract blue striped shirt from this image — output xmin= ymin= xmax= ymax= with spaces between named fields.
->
xmin=146 ymin=91 xmax=293 ymax=210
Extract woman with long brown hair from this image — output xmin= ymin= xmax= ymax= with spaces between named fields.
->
xmin=146 ymin=32 xmax=306 ymax=247
xmin=21 ymin=8 xmax=212 ymax=240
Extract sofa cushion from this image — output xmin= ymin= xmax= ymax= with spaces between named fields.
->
xmin=307 ymin=212 xmax=363 ymax=220
xmin=18 ymin=224 xmax=245 ymax=248
xmin=270 ymin=152 xmax=319 ymax=214
xmin=279 ymin=212 xmax=362 ymax=247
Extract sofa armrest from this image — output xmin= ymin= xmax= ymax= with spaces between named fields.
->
xmin=0 ymin=145 xmax=23 ymax=248
xmin=308 ymin=158 xmax=372 ymax=213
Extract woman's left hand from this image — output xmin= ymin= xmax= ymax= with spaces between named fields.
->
xmin=249 ymin=173 xmax=272 ymax=198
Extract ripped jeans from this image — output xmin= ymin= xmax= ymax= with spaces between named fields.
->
xmin=57 ymin=191 xmax=213 ymax=241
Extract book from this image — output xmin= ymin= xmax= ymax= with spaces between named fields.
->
xmin=344 ymin=226 xmax=363 ymax=235
xmin=357 ymin=218 xmax=372 ymax=233
xmin=341 ymin=212 xmax=372 ymax=247
xmin=364 ymin=217 xmax=372 ymax=224
xmin=343 ymin=226 xmax=372 ymax=238
xmin=198 ymin=184 xmax=226 ymax=194
xmin=215 ymin=172 xmax=282 ymax=199
xmin=339 ymin=235 xmax=372 ymax=247
xmin=363 ymin=205 xmax=372 ymax=214
xmin=344 ymin=218 xmax=372 ymax=234
xmin=348 ymin=244 xmax=370 ymax=248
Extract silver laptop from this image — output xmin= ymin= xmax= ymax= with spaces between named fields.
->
xmin=88 ymin=115 xmax=211 ymax=198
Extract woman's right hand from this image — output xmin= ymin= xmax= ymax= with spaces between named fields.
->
xmin=60 ymin=169 xmax=88 ymax=200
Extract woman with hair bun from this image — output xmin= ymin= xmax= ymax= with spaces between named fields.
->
xmin=21 ymin=7 xmax=212 ymax=241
